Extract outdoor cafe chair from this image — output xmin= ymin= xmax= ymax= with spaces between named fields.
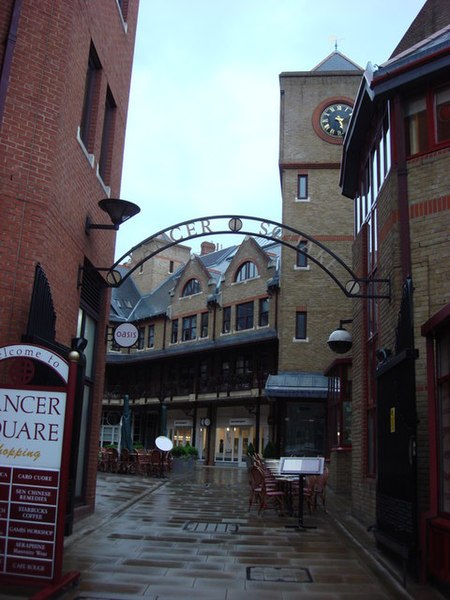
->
xmin=249 ymin=465 xmax=285 ymax=516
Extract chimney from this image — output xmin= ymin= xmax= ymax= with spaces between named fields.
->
xmin=201 ymin=241 xmax=216 ymax=255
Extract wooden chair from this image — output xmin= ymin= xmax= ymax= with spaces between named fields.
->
xmin=250 ymin=466 xmax=285 ymax=516
xmin=135 ymin=448 xmax=151 ymax=475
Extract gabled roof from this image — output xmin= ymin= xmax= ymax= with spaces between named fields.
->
xmin=109 ymin=239 xmax=281 ymax=323
xmin=311 ymin=51 xmax=362 ymax=72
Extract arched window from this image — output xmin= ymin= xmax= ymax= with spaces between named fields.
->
xmin=182 ymin=278 xmax=201 ymax=296
xmin=235 ymin=261 xmax=258 ymax=282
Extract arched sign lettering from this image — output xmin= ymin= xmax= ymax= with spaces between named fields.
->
xmin=104 ymin=215 xmax=390 ymax=300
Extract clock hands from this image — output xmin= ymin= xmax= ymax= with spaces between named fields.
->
xmin=335 ymin=115 xmax=345 ymax=129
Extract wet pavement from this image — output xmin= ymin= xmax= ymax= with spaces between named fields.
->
xmin=1 ymin=466 xmax=446 ymax=600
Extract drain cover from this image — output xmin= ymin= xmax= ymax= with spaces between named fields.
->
xmin=183 ymin=521 xmax=239 ymax=533
xmin=247 ymin=566 xmax=312 ymax=583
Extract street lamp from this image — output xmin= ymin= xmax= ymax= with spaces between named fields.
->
xmin=85 ymin=198 xmax=140 ymax=232
xmin=327 ymin=319 xmax=353 ymax=354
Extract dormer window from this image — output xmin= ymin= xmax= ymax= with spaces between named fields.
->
xmin=235 ymin=261 xmax=258 ymax=282
xmin=182 ymin=278 xmax=201 ymax=296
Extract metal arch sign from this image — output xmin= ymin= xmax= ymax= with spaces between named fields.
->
xmin=109 ymin=215 xmax=391 ymax=299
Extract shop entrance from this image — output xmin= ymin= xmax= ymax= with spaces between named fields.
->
xmin=215 ymin=426 xmax=251 ymax=466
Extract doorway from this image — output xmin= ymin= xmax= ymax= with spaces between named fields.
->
xmin=215 ymin=426 xmax=251 ymax=466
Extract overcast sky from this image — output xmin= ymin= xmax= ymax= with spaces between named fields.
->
xmin=115 ymin=0 xmax=426 ymax=261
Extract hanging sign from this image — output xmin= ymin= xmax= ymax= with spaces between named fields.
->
xmin=0 ymin=344 xmax=79 ymax=594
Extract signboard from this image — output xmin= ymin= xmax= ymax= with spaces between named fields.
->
xmin=279 ymin=457 xmax=325 ymax=475
xmin=0 ymin=344 xmax=79 ymax=594
xmin=113 ymin=323 xmax=139 ymax=348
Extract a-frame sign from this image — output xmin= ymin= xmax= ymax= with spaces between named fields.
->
xmin=0 ymin=344 xmax=80 ymax=598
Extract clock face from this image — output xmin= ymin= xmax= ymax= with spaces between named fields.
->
xmin=319 ymin=103 xmax=353 ymax=138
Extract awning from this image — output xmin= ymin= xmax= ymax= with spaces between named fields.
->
xmin=265 ymin=372 xmax=329 ymax=399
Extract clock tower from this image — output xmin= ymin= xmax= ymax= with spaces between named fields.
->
xmin=268 ymin=51 xmax=363 ymax=458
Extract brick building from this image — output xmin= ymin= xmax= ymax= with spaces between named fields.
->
xmin=340 ymin=0 xmax=450 ymax=586
xmin=0 ymin=0 xmax=139 ymax=525
xmin=103 ymin=235 xmax=280 ymax=465
xmin=266 ymin=51 xmax=362 ymax=487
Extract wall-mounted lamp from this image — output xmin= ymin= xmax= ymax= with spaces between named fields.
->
xmin=327 ymin=319 xmax=353 ymax=354
xmin=376 ymin=347 xmax=392 ymax=364
xmin=85 ymin=198 xmax=140 ymax=233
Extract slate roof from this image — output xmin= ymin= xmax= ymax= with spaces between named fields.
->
xmin=312 ymin=51 xmax=362 ymax=72
xmin=265 ymin=372 xmax=329 ymax=399
xmin=110 ymin=239 xmax=281 ymax=323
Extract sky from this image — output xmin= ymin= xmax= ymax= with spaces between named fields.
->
xmin=115 ymin=0 xmax=426 ymax=261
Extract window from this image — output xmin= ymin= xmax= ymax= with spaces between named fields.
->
xmin=99 ymin=87 xmax=116 ymax=184
xmin=405 ymin=95 xmax=428 ymax=155
xmin=171 ymin=319 xmax=178 ymax=343
xmin=235 ymin=261 xmax=258 ymax=282
xmin=80 ymin=44 xmax=101 ymax=152
xmin=259 ymin=298 xmax=269 ymax=327
xmin=200 ymin=312 xmax=208 ymax=338
xmin=169 ymin=260 xmax=174 ymax=273
xmin=182 ymin=278 xmax=201 ymax=296
xmin=182 ymin=315 xmax=197 ymax=341
xmin=297 ymin=174 xmax=308 ymax=200
xmin=236 ymin=301 xmax=254 ymax=331
xmin=436 ymin=85 xmax=450 ymax=144
xmin=222 ymin=306 xmax=231 ymax=333
xmin=147 ymin=324 xmax=155 ymax=348
xmin=137 ymin=327 xmax=145 ymax=350
xmin=296 ymin=241 xmax=308 ymax=268
xmin=116 ymin=0 xmax=129 ymax=21
xmin=295 ymin=311 xmax=307 ymax=340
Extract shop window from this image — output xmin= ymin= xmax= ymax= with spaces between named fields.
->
xmin=182 ymin=315 xmax=197 ymax=341
xmin=235 ymin=261 xmax=258 ymax=282
xmin=182 ymin=278 xmax=201 ymax=296
xmin=236 ymin=301 xmax=254 ymax=331
xmin=295 ymin=311 xmax=307 ymax=340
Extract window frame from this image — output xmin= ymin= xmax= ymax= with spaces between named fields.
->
xmin=182 ymin=315 xmax=197 ymax=341
xmin=171 ymin=319 xmax=178 ymax=344
xmin=80 ymin=44 xmax=101 ymax=153
xmin=222 ymin=306 xmax=231 ymax=334
xmin=258 ymin=297 xmax=269 ymax=327
xmin=98 ymin=87 xmax=116 ymax=185
xmin=234 ymin=261 xmax=259 ymax=283
xmin=296 ymin=240 xmax=308 ymax=268
xmin=297 ymin=174 xmax=308 ymax=200
xmin=295 ymin=311 xmax=307 ymax=340
xmin=236 ymin=301 xmax=254 ymax=331
xmin=182 ymin=278 xmax=201 ymax=297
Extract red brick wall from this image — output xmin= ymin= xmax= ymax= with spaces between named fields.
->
xmin=0 ymin=0 xmax=139 ymax=517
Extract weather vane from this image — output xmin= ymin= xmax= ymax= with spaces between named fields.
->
xmin=328 ymin=35 xmax=344 ymax=51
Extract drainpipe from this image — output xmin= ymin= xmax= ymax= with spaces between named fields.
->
xmin=0 ymin=0 xmax=23 ymax=132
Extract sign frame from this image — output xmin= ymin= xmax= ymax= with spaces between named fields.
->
xmin=0 ymin=344 xmax=80 ymax=597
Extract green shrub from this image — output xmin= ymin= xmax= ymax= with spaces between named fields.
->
xmin=171 ymin=444 xmax=198 ymax=459
xmin=262 ymin=441 xmax=277 ymax=459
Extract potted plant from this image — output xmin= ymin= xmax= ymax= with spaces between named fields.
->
xmin=171 ymin=443 xmax=198 ymax=473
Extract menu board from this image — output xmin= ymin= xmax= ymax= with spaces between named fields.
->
xmin=0 ymin=386 xmax=67 ymax=581
xmin=0 ymin=467 xmax=59 ymax=579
